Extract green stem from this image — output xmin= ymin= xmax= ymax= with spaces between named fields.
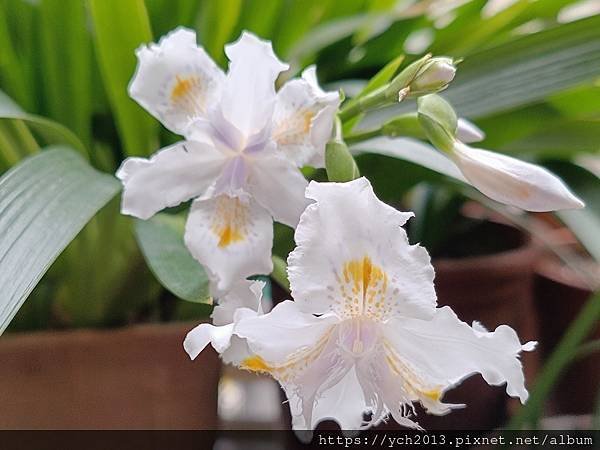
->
xmin=508 ymin=291 xmax=600 ymax=429
xmin=345 ymin=128 xmax=383 ymax=144
xmin=270 ymin=255 xmax=290 ymax=292
xmin=338 ymin=87 xmax=389 ymax=122
xmin=575 ymin=338 xmax=600 ymax=361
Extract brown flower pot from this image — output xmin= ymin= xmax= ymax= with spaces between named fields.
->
xmin=534 ymin=244 xmax=599 ymax=415
xmin=0 ymin=322 xmax=220 ymax=429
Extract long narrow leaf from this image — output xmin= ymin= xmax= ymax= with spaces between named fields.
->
xmin=350 ymin=137 xmax=466 ymax=182
xmin=0 ymin=147 xmax=121 ymax=334
xmin=0 ymin=90 xmax=86 ymax=155
xmin=40 ymin=0 xmax=92 ymax=146
xmin=197 ymin=0 xmax=242 ymax=64
xmin=88 ymin=0 xmax=158 ymax=156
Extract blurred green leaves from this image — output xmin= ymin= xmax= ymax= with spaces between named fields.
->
xmin=88 ymin=0 xmax=158 ymax=157
xmin=543 ymin=161 xmax=600 ymax=262
xmin=363 ymin=14 xmax=600 ymax=128
xmin=0 ymin=147 xmax=120 ymax=334
xmin=0 ymin=90 xmax=87 ymax=156
xmin=0 ymin=0 xmax=597 ymax=334
xmin=40 ymin=0 xmax=92 ymax=147
xmin=198 ymin=0 xmax=242 ymax=65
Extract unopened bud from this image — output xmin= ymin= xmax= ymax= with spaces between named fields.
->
xmin=410 ymin=57 xmax=456 ymax=95
xmin=456 ymin=118 xmax=485 ymax=143
xmin=417 ymin=94 xmax=457 ymax=153
xmin=325 ymin=141 xmax=360 ymax=182
xmin=385 ymin=54 xmax=432 ymax=102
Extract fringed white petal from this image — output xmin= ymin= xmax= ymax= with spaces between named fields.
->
xmin=288 ymin=177 xmax=437 ymax=320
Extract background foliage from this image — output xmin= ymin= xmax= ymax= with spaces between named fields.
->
xmin=0 ymin=0 xmax=598 ymax=428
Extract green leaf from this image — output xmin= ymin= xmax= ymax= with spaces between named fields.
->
xmin=146 ymin=0 xmax=200 ymax=37
xmin=543 ymin=160 xmax=600 ymax=262
xmin=0 ymin=120 xmax=39 ymax=170
xmin=274 ymin=0 xmax=335 ymax=56
xmin=197 ymin=0 xmax=243 ymax=65
xmin=0 ymin=147 xmax=121 ymax=334
xmin=0 ymin=1 xmax=31 ymax=110
xmin=39 ymin=0 xmax=92 ymax=146
xmin=88 ymin=0 xmax=158 ymax=156
xmin=360 ymin=54 xmax=405 ymax=97
xmin=350 ymin=137 xmax=466 ymax=182
xmin=0 ymin=89 xmax=87 ymax=156
xmin=502 ymin=120 xmax=600 ymax=158
xmin=135 ymin=213 xmax=211 ymax=303
xmin=236 ymin=0 xmax=284 ymax=39
xmin=287 ymin=12 xmax=383 ymax=64
xmin=449 ymin=15 xmax=600 ymax=118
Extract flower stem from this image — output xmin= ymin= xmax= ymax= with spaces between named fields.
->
xmin=344 ymin=128 xmax=383 ymax=144
xmin=270 ymin=255 xmax=290 ymax=292
xmin=338 ymin=88 xmax=388 ymax=122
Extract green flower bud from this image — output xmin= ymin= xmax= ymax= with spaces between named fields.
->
xmin=417 ymin=94 xmax=457 ymax=153
xmin=325 ymin=140 xmax=360 ymax=182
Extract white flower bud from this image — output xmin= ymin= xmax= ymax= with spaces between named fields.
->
xmin=410 ymin=57 xmax=456 ymax=94
xmin=456 ymin=118 xmax=485 ymax=143
xmin=451 ymin=141 xmax=585 ymax=212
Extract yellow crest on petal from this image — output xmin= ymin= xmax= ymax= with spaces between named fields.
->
xmin=211 ymin=196 xmax=247 ymax=248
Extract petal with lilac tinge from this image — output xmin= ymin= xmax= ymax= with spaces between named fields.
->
xmin=116 ymin=140 xmax=226 ymax=220
xmin=246 ymin=151 xmax=310 ymax=228
xmin=456 ymin=118 xmax=485 ymax=143
xmin=273 ymin=66 xmax=340 ymax=167
xmin=184 ymin=195 xmax=273 ymax=295
xmin=129 ymin=28 xmax=225 ymax=135
xmin=452 ymin=142 xmax=584 ymax=211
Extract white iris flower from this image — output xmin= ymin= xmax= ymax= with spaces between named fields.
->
xmin=116 ymin=28 xmax=340 ymax=294
xmin=226 ymin=178 xmax=536 ymax=430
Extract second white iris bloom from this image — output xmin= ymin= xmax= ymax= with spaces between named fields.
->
xmin=116 ymin=28 xmax=340 ymax=295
